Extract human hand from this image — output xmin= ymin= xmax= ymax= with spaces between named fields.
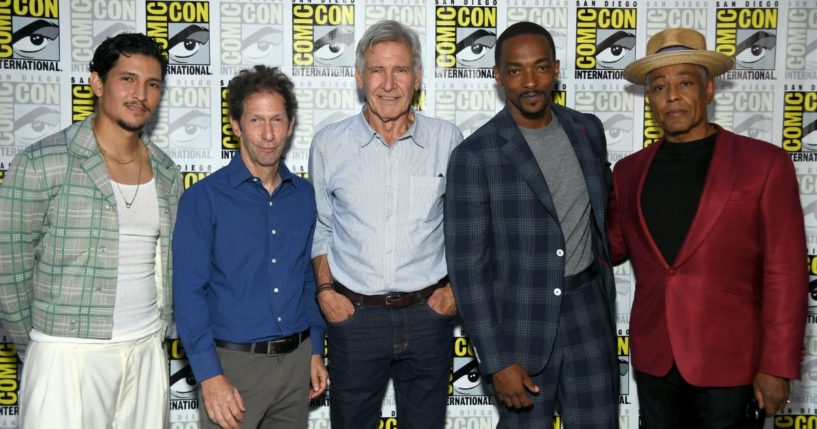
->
xmin=492 ymin=363 xmax=540 ymax=409
xmin=201 ymin=374 xmax=245 ymax=429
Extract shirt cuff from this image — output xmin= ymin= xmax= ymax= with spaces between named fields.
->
xmin=187 ymin=348 xmax=224 ymax=383
xmin=310 ymin=327 xmax=325 ymax=356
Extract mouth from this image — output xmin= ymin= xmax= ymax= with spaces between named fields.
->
xmin=520 ymin=90 xmax=545 ymax=103
xmin=126 ymin=102 xmax=150 ymax=114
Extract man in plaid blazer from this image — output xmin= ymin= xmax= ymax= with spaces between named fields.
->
xmin=444 ymin=22 xmax=619 ymax=428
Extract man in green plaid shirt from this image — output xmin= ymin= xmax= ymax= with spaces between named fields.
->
xmin=0 ymin=33 xmax=183 ymax=428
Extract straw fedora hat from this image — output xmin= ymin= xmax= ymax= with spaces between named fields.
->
xmin=622 ymin=28 xmax=734 ymax=85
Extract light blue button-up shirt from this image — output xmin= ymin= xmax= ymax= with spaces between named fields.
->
xmin=309 ymin=109 xmax=463 ymax=295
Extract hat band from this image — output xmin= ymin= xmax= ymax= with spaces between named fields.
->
xmin=655 ymin=45 xmax=696 ymax=54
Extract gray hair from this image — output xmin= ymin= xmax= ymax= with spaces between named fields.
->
xmin=355 ymin=20 xmax=422 ymax=72
xmin=646 ymin=65 xmax=709 ymax=91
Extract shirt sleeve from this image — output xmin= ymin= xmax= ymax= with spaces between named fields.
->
xmin=303 ymin=218 xmax=326 ymax=355
xmin=0 ymin=150 xmax=47 ymax=359
xmin=172 ymin=184 xmax=222 ymax=382
xmin=309 ymin=133 xmax=332 ymax=258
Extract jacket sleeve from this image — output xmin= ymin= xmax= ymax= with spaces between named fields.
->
xmin=757 ymin=151 xmax=808 ymax=380
xmin=0 ymin=150 xmax=47 ymax=359
xmin=444 ymin=145 xmax=514 ymax=375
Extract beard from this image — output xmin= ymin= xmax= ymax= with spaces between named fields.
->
xmin=116 ymin=117 xmax=146 ymax=132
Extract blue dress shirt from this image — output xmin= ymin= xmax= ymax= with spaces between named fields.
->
xmin=173 ymin=155 xmax=325 ymax=382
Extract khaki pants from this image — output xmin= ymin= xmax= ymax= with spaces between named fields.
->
xmin=19 ymin=331 xmax=168 ymax=429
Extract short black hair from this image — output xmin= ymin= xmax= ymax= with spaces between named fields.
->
xmin=227 ymin=65 xmax=297 ymax=123
xmin=495 ymin=22 xmax=557 ymax=66
xmin=89 ymin=33 xmax=168 ymax=81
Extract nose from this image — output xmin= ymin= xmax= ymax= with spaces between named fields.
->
xmin=262 ymin=122 xmax=275 ymax=141
xmin=382 ymin=70 xmax=396 ymax=91
xmin=134 ymin=81 xmax=148 ymax=101
xmin=522 ymin=69 xmax=538 ymax=88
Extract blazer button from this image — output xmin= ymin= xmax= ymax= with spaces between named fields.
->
xmin=556 ymin=249 xmax=565 ymax=257
xmin=554 ymin=288 xmax=562 ymax=296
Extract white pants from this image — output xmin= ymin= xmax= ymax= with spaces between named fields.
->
xmin=19 ymin=331 xmax=168 ymax=429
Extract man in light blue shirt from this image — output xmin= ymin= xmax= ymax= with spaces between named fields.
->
xmin=309 ymin=20 xmax=463 ymax=429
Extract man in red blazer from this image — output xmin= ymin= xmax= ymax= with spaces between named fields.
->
xmin=609 ymin=28 xmax=808 ymax=428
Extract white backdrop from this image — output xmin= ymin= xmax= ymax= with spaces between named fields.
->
xmin=0 ymin=0 xmax=815 ymax=428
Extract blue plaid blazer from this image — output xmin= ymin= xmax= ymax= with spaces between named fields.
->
xmin=444 ymin=105 xmax=616 ymax=376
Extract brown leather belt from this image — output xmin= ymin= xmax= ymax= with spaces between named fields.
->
xmin=334 ymin=278 xmax=448 ymax=309
xmin=214 ymin=329 xmax=309 ymax=356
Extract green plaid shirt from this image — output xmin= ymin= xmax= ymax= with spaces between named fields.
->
xmin=0 ymin=116 xmax=183 ymax=357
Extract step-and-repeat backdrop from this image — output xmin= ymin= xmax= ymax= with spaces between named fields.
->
xmin=0 ymin=0 xmax=815 ymax=428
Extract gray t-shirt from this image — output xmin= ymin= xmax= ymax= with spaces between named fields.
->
xmin=519 ymin=115 xmax=593 ymax=276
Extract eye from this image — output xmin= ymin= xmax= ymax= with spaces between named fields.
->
xmin=735 ymin=31 xmax=775 ymax=66
xmin=11 ymin=20 xmax=59 ymax=58
xmin=595 ymin=31 xmax=635 ymax=69
xmin=169 ymin=110 xmax=210 ymax=146
xmin=452 ymin=359 xmax=482 ymax=393
xmin=168 ymin=25 xmax=210 ymax=62
xmin=602 ymin=113 xmax=633 ymax=145
xmin=14 ymin=107 xmax=60 ymax=145
xmin=733 ymin=114 xmax=772 ymax=140
xmin=242 ymin=26 xmax=282 ymax=61
xmin=456 ymin=29 xmax=497 ymax=65
xmin=313 ymin=27 xmax=354 ymax=64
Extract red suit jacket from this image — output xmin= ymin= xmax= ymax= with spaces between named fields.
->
xmin=609 ymin=125 xmax=807 ymax=386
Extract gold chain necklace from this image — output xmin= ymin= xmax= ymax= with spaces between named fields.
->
xmin=108 ymin=146 xmax=144 ymax=209
xmin=98 ymin=139 xmax=144 ymax=209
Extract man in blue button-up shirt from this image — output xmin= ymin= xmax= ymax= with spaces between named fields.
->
xmin=173 ymin=65 xmax=327 ymax=429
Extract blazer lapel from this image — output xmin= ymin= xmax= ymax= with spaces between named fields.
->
xmin=672 ymin=132 xmax=736 ymax=267
xmin=68 ymin=117 xmax=118 ymax=208
xmin=496 ymin=109 xmax=560 ymax=221
xmin=632 ymin=141 xmax=671 ymax=268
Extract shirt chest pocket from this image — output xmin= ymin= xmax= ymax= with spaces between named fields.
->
xmin=409 ymin=176 xmax=445 ymax=223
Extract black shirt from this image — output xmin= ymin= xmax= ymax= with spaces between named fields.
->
xmin=641 ymin=133 xmax=717 ymax=265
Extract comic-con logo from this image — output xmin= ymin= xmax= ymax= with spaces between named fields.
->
xmin=147 ymin=80 xmax=211 ymax=162
xmin=0 ymin=168 xmax=5 ymax=186
xmin=69 ymin=0 xmax=137 ymax=71
xmin=618 ymin=335 xmax=630 ymax=399
xmin=507 ymin=2 xmax=567 ymax=61
xmin=0 ymin=80 xmax=59 ymax=149
xmin=613 ymin=261 xmax=632 ymax=322
xmin=782 ymin=90 xmax=817 ymax=154
xmin=645 ymin=3 xmax=706 ymax=38
xmin=435 ymin=4 xmax=497 ymax=79
xmin=715 ymin=7 xmax=778 ymax=79
xmin=575 ymin=85 xmax=634 ymax=163
xmin=146 ymin=1 xmax=212 ymax=75
xmin=434 ymin=82 xmax=495 ymax=138
xmin=775 ymin=415 xmax=817 ymax=428
xmin=220 ymin=1 xmax=283 ymax=75
xmin=364 ymin=2 xmax=425 ymax=39
xmin=0 ymin=0 xmax=61 ymax=71
xmin=713 ymin=83 xmax=773 ymax=142
xmin=574 ymin=7 xmax=637 ymax=79
xmin=449 ymin=336 xmax=488 ymax=397
xmin=71 ymin=79 xmax=94 ymax=123
xmin=292 ymin=82 xmax=357 ymax=173
xmin=291 ymin=3 xmax=355 ymax=78
xmin=220 ymin=84 xmax=239 ymax=160
xmin=0 ymin=341 xmax=19 ymax=407
xmin=642 ymin=98 xmax=663 ymax=148
xmin=786 ymin=3 xmax=817 ymax=80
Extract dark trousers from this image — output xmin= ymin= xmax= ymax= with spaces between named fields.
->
xmin=326 ymin=300 xmax=454 ymax=429
xmin=497 ymin=275 xmax=619 ymax=429
xmin=635 ymin=365 xmax=755 ymax=429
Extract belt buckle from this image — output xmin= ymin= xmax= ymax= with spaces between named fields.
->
xmin=384 ymin=292 xmax=406 ymax=308
xmin=266 ymin=340 xmax=284 ymax=356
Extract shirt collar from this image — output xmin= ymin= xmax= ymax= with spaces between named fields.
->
xmin=226 ymin=154 xmax=298 ymax=188
xmin=356 ymin=106 xmax=424 ymax=149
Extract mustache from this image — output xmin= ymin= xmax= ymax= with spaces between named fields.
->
xmin=125 ymin=101 xmax=151 ymax=112
xmin=519 ymin=89 xmax=546 ymax=98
